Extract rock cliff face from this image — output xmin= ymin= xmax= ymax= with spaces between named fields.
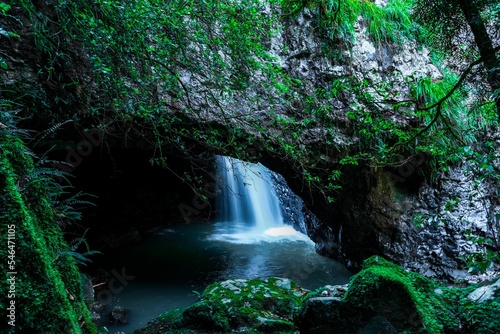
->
xmin=384 ymin=165 xmax=500 ymax=281
xmin=2 ymin=1 xmax=498 ymax=282
xmin=268 ymin=8 xmax=499 ymax=281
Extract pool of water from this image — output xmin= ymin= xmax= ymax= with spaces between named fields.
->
xmin=91 ymin=222 xmax=352 ymax=333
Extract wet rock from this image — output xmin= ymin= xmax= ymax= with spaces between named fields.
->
xmin=81 ymin=273 xmax=95 ymax=309
xmin=273 ymin=277 xmax=292 ymax=290
xmin=363 ymin=316 xmax=398 ymax=334
xmin=91 ymin=311 xmax=101 ymax=321
xmin=319 ymin=284 xmax=348 ymax=297
xmin=329 ymin=164 xmax=500 ymax=283
xmin=297 ymin=256 xmax=462 ymax=333
xmin=110 ymin=306 xmax=128 ymax=324
xmin=135 ymin=258 xmax=500 ymax=334
xmin=92 ymin=301 xmax=105 ymax=313
xmin=467 ymin=278 xmax=500 ymax=303
xmin=136 ymin=277 xmax=305 ymax=333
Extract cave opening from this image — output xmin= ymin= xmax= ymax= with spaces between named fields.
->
xmin=64 ymin=148 xmax=352 ymax=333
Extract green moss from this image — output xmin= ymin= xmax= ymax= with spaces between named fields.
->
xmin=137 ymin=258 xmax=499 ymax=334
xmin=0 ymin=134 xmax=95 ymax=333
xmin=344 ymin=256 xmax=459 ymax=333
xmin=442 ymin=282 xmax=500 ymax=334
xmin=137 ymin=278 xmax=305 ymax=333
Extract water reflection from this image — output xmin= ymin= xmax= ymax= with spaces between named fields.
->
xmin=94 ymin=223 xmax=351 ymax=333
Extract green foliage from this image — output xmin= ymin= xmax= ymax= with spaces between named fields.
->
xmin=443 ymin=281 xmax=500 ymax=334
xmin=414 ymin=0 xmax=500 ymax=117
xmin=54 ymin=0 xmax=281 ymax=113
xmin=345 ymin=256 xmax=459 ymax=333
xmin=462 ymin=239 xmax=499 ymax=274
xmin=0 ymin=118 xmax=96 ymax=333
xmin=413 ymin=0 xmax=499 ymax=55
xmin=0 ymin=2 xmax=10 ymax=15
xmin=338 ymin=48 xmax=498 ymax=186
xmin=56 ymin=230 xmax=102 ymax=267
xmin=0 ymin=2 xmax=18 ymax=69
xmin=280 ymin=0 xmax=418 ymax=46
xmin=9 ymin=0 xmax=499 ymax=214
xmin=136 ymin=278 xmax=306 ymax=333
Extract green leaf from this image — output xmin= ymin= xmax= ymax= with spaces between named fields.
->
xmin=0 ymin=2 xmax=11 ymax=15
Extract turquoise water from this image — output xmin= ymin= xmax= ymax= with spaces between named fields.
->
xmin=93 ymin=223 xmax=352 ymax=333
xmin=95 ymin=157 xmax=351 ymax=333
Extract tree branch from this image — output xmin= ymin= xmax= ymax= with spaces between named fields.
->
xmin=391 ymin=46 xmax=500 ymax=151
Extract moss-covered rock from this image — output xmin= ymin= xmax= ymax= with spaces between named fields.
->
xmin=0 ymin=133 xmax=96 ymax=333
xmin=343 ymin=256 xmax=459 ymax=333
xmin=135 ymin=277 xmax=308 ymax=333
xmin=444 ymin=278 xmax=500 ymax=334
xmin=297 ymin=256 xmax=500 ymax=334
xmin=297 ymin=256 xmax=458 ymax=333
xmin=136 ymin=257 xmax=499 ymax=334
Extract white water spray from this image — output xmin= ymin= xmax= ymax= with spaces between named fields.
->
xmin=213 ymin=156 xmax=308 ymax=243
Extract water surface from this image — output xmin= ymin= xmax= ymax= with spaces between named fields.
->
xmin=94 ymin=223 xmax=351 ymax=333
xmin=95 ymin=157 xmax=351 ymax=333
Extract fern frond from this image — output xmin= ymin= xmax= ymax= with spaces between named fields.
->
xmin=56 ymin=229 xmax=101 ymax=266
xmin=21 ymin=148 xmax=39 ymax=159
xmin=31 ymin=119 xmax=74 ymax=146
xmin=63 ymin=191 xmax=97 ymax=206
xmin=57 ymin=250 xmax=101 ymax=266
xmin=0 ymin=127 xmax=33 ymax=139
xmin=25 ymin=167 xmax=73 ymax=183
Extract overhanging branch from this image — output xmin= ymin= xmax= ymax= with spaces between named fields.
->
xmin=392 ymin=46 xmax=500 ymax=151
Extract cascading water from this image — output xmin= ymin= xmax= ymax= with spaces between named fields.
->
xmin=212 ymin=155 xmax=306 ymax=243
xmin=94 ymin=156 xmax=352 ymax=334
xmin=216 ymin=155 xmax=283 ymax=227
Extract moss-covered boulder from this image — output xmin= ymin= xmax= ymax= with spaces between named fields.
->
xmin=297 ymin=256 xmax=459 ymax=333
xmin=135 ymin=277 xmax=308 ymax=333
xmin=444 ymin=278 xmax=500 ymax=334
xmin=297 ymin=256 xmax=500 ymax=334
xmin=136 ymin=257 xmax=499 ymax=334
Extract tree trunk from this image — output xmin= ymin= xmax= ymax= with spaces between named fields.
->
xmin=457 ymin=0 xmax=500 ymax=116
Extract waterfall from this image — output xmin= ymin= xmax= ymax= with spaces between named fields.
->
xmin=213 ymin=156 xmax=308 ymax=243
xmin=216 ymin=155 xmax=283 ymax=227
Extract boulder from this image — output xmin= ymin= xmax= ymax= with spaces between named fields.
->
xmin=296 ymin=256 xmax=459 ymax=333
xmin=467 ymin=278 xmax=500 ymax=303
xmin=135 ymin=277 xmax=307 ymax=333
xmin=135 ymin=258 xmax=500 ymax=334
xmin=363 ymin=316 xmax=398 ymax=334
xmin=110 ymin=306 xmax=128 ymax=324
